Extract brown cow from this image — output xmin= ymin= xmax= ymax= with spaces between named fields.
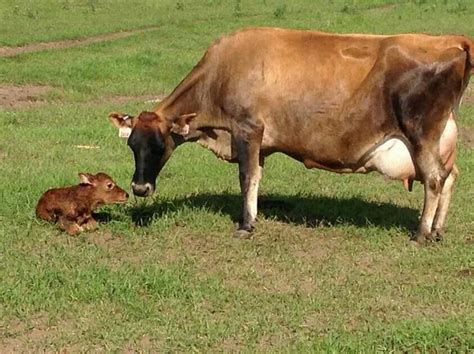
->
xmin=36 ymin=173 xmax=129 ymax=235
xmin=109 ymin=28 xmax=473 ymax=242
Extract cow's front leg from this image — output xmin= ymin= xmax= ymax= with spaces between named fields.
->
xmin=431 ymin=164 xmax=459 ymax=240
xmin=233 ymin=118 xmax=264 ymax=239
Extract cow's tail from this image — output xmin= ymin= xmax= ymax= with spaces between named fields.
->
xmin=461 ymin=36 xmax=474 ymax=73
xmin=452 ymin=37 xmax=474 ymax=116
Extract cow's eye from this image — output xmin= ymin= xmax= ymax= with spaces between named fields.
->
xmin=107 ymin=183 xmax=114 ymax=190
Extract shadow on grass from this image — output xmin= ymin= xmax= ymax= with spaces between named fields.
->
xmin=128 ymin=192 xmax=419 ymax=232
xmin=93 ymin=211 xmax=113 ymax=223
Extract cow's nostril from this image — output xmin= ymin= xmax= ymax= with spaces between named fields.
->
xmin=132 ymin=184 xmax=145 ymax=197
xmin=132 ymin=183 xmax=152 ymax=197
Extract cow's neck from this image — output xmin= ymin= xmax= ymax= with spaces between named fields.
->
xmin=155 ymin=59 xmax=231 ymax=137
xmin=154 ymin=63 xmax=234 ymax=160
xmin=157 ymin=89 xmax=199 ymax=121
xmin=155 ymin=62 xmax=204 ymax=122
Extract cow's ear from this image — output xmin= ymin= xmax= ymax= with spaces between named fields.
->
xmin=171 ymin=113 xmax=197 ymax=136
xmin=108 ymin=112 xmax=135 ymax=138
xmin=108 ymin=112 xmax=134 ymax=128
xmin=78 ymin=173 xmax=95 ymax=186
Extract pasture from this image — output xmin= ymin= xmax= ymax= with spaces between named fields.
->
xmin=0 ymin=0 xmax=473 ymax=351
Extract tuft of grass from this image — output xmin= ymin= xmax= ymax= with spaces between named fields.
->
xmin=233 ymin=0 xmax=242 ymax=17
xmin=447 ymin=0 xmax=469 ymax=13
xmin=175 ymin=1 xmax=184 ymax=11
xmin=273 ymin=4 xmax=287 ymax=18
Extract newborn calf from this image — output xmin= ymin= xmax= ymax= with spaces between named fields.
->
xmin=36 ymin=173 xmax=129 ymax=235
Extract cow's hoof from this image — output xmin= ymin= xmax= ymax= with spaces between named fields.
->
xmin=411 ymin=232 xmax=426 ymax=245
xmin=412 ymin=230 xmax=442 ymax=245
xmin=423 ymin=231 xmax=443 ymax=244
xmin=233 ymin=229 xmax=253 ymax=240
xmin=431 ymin=229 xmax=444 ymax=242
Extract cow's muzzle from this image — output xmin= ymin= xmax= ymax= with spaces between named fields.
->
xmin=131 ymin=182 xmax=154 ymax=197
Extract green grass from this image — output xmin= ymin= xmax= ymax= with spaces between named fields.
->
xmin=0 ymin=0 xmax=473 ymax=351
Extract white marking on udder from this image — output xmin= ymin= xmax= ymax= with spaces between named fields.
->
xmin=360 ymin=116 xmax=457 ymax=183
xmin=364 ymin=138 xmax=415 ymax=180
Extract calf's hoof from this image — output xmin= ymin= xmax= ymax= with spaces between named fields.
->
xmin=65 ymin=225 xmax=83 ymax=236
xmin=82 ymin=218 xmax=98 ymax=231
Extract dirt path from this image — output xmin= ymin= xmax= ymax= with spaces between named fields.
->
xmin=0 ymin=26 xmax=160 ymax=57
xmin=0 ymin=84 xmax=165 ymax=109
xmin=0 ymin=85 xmax=53 ymax=108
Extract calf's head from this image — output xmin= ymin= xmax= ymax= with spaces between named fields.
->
xmin=109 ymin=111 xmax=195 ymax=197
xmin=79 ymin=172 xmax=129 ymax=203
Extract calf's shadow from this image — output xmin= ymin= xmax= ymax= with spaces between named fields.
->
xmin=128 ymin=192 xmax=419 ymax=233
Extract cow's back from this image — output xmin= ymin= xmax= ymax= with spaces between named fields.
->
xmin=207 ymin=28 xmax=384 ymax=115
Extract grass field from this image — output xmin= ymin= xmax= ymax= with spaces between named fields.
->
xmin=1 ymin=0 xmax=473 ymax=351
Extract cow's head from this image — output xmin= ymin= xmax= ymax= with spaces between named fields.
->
xmin=109 ymin=111 xmax=195 ymax=197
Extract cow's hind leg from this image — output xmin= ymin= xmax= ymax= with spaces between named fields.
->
xmin=395 ymin=49 xmax=467 ymax=242
xmin=232 ymin=118 xmax=264 ymax=239
xmin=415 ymin=148 xmax=448 ymax=243
xmin=431 ymin=164 xmax=459 ymax=240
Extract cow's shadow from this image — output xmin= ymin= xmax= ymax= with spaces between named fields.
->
xmin=128 ymin=192 xmax=419 ymax=232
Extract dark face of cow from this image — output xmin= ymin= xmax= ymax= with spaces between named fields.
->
xmin=109 ymin=111 xmax=195 ymax=197
xmin=127 ymin=120 xmax=166 ymax=197
xmin=109 ymin=111 xmax=170 ymax=197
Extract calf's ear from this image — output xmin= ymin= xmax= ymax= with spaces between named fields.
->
xmin=108 ymin=112 xmax=135 ymax=138
xmin=78 ymin=173 xmax=95 ymax=186
xmin=171 ymin=113 xmax=197 ymax=136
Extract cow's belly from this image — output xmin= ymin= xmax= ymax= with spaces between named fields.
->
xmin=361 ymin=116 xmax=457 ymax=184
